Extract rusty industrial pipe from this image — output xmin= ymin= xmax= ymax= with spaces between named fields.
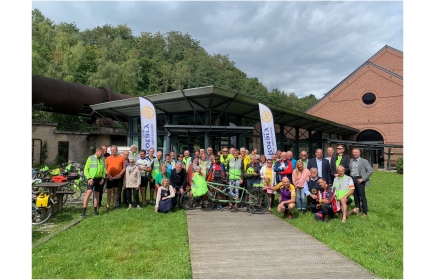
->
xmin=32 ymin=75 xmax=134 ymax=116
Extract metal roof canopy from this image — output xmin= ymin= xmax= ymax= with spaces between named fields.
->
xmin=90 ymin=86 xmax=359 ymax=135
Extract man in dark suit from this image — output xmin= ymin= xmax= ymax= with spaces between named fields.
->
xmin=307 ymin=148 xmax=332 ymax=185
xmin=349 ymin=148 xmax=373 ymax=216
xmin=331 ymin=144 xmax=351 ymax=178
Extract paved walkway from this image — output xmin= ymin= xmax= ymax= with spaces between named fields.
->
xmin=186 ymin=208 xmax=380 ymax=279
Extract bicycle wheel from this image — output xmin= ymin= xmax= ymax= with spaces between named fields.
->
xmin=68 ymin=183 xmax=82 ymax=201
xmin=248 ymin=188 xmax=269 ymax=214
xmin=32 ymin=199 xmax=54 ymax=225
xmin=179 ymin=190 xmax=193 ymax=210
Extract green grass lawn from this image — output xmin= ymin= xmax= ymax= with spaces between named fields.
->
xmin=32 ymin=171 xmax=402 ymax=279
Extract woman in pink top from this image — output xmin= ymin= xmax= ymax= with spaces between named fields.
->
xmin=292 ymin=159 xmax=310 ymax=214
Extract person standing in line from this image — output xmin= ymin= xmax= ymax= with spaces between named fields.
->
xmin=227 ymin=149 xmax=244 ymax=211
xmin=98 ymin=145 xmax=111 ymax=208
xmin=137 ymin=150 xmax=152 ymax=208
xmin=307 ymin=148 xmax=332 ymax=186
xmin=244 ymin=154 xmax=261 ymax=190
xmin=331 ymin=144 xmax=351 ymax=177
xmin=273 ymin=151 xmax=292 ymax=184
xmin=82 ymin=147 xmax=106 ymax=217
xmin=325 ymin=146 xmax=336 ymax=185
xmin=219 ymin=146 xmax=233 ymax=171
xmin=149 ymin=150 xmax=163 ymax=205
xmin=300 ymin=150 xmax=309 ymax=168
xmin=170 ymin=162 xmax=187 ymax=208
xmin=325 ymin=147 xmax=334 ymax=163
xmin=292 ymin=160 xmax=310 ymax=214
xmin=182 ymin=150 xmax=192 ymax=170
xmin=169 ymin=151 xmax=177 ymax=163
xmin=260 ymin=158 xmax=276 ymax=211
xmin=286 ymin=151 xmax=297 ymax=176
xmin=349 ymin=148 xmax=373 ymax=217
xmin=129 ymin=144 xmax=139 ymax=160
xmin=122 ymin=150 xmax=130 ymax=207
xmin=124 ymin=157 xmax=141 ymax=210
xmin=105 ymin=145 xmax=126 ymax=211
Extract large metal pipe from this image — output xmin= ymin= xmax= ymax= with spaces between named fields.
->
xmin=32 ymin=75 xmax=133 ymax=116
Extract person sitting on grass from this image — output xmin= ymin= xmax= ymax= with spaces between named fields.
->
xmin=333 ymin=165 xmax=356 ymax=222
xmin=272 ymin=176 xmax=296 ymax=219
xmin=313 ymin=177 xmax=338 ymax=222
xmin=154 ymin=164 xmax=171 ymax=197
xmin=155 ymin=178 xmax=175 ymax=213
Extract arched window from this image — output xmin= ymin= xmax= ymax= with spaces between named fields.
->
xmin=362 ymin=92 xmax=376 ymax=105
xmin=356 ymin=130 xmax=383 ymax=142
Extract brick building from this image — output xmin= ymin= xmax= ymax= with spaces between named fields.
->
xmin=306 ymin=45 xmax=403 ymax=167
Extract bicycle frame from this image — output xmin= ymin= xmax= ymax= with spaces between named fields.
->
xmin=205 ymin=181 xmax=269 ymax=214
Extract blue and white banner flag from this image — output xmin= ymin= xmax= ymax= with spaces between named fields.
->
xmin=140 ymin=97 xmax=157 ymax=155
xmin=258 ymin=103 xmax=277 ymax=159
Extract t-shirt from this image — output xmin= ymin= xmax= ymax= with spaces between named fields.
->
xmin=136 ymin=157 xmax=153 ymax=177
xmin=276 ymin=182 xmax=296 ymax=201
xmin=105 ymin=155 xmax=125 ymax=176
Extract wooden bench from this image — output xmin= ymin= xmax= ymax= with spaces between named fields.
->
xmin=55 ymin=191 xmax=75 ymax=213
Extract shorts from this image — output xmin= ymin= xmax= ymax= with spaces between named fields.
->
xmin=106 ymin=178 xmax=123 ymax=190
xmin=140 ymin=176 xmax=149 ymax=188
xmin=87 ymin=177 xmax=104 ymax=193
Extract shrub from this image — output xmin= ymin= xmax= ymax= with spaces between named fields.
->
xmin=396 ymin=157 xmax=403 ymax=174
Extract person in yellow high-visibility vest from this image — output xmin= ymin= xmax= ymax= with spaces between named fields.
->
xmin=82 ymin=147 xmax=106 ymax=217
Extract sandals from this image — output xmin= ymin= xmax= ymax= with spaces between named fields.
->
xmin=104 ymin=207 xmax=110 ymax=212
xmin=234 ymin=204 xmax=239 ymax=211
xmin=228 ymin=205 xmax=233 ymax=210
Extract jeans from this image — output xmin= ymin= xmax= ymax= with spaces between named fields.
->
xmin=296 ymin=188 xmax=307 ymax=210
xmin=125 ymin=188 xmax=139 ymax=206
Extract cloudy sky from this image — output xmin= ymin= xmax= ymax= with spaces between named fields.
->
xmin=30 ymin=1 xmax=403 ymax=99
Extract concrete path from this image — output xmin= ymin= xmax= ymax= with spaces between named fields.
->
xmin=186 ymin=208 xmax=380 ymax=279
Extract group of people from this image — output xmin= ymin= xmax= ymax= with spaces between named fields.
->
xmin=81 ymin=143 xmax=373 ymax=223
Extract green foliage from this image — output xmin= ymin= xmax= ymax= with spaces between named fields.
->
xmin=396 ymin=157 xmax=403 ymax=174
xmin=40 ymin=141 xmax=48 ymax=165
xmin=32 ymin=8 xmax=318 ymax=114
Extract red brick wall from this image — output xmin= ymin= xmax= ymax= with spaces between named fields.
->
xmin=307 ymin=47 xmax=403 ymax=165
xmin=369 ymin=48 xmax=403 ymax=76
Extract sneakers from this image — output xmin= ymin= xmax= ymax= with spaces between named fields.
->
xmin=81 ymin=211 xmax=86 ymax=218
xmin=137 ymin=205 xmax=141 ymax=209
xmin=217 ymin=205 xmax=223 ymax=210
xmin=127 ymin=206 xmax=132 ymax=210
xmin=150 ymin=200 xmax=156 ymax=205
xmin=210 ymin=205 xmax=216 ymax=210
xmin=302 ymin=209 xmax=307 ymax=215
xmin=94 ymin=210 xmax=99 ymax=215
xmin=201 ymin=204 xmax=206 ymax=209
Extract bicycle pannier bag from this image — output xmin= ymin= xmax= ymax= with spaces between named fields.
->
xmin=36 ymin=193 xmax=50 ymax=208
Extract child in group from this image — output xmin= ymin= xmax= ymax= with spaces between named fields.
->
xmin=262 ymin=176 xmax=274 ymax=211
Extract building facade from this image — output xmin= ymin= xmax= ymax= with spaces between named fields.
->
xmin=306 ymin=45 xmax=403 ymax=167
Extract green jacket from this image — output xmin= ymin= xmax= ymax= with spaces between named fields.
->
xmin=84 ymin=154 xmax=106 ymax=179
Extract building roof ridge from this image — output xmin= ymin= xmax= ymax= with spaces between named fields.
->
xmin=305 ymin=45 xmax=403 ymax=113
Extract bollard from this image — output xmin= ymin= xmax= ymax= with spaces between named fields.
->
xmin=373 ymin=164 xmax=378 ymax=172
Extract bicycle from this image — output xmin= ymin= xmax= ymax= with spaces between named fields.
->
xmin=32 ymin=166 xmax=52 ymax=182
xmin=180 ymin=180 xmax=269 ymax=214
xmin=32 ymin=179 xmax=56 ymax=225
